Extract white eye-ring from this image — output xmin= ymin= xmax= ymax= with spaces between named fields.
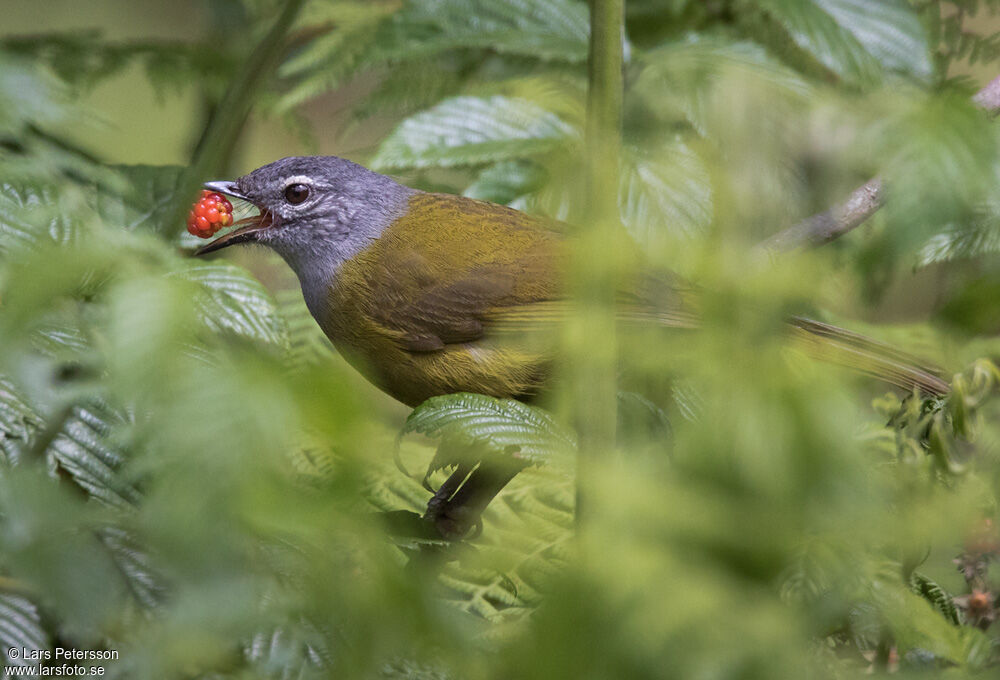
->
xmin=283 ymin=176 xmax=313 ymax=205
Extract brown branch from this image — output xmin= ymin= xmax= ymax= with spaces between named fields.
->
xmin=761 ymin=178 xmax=884 ymax=251
xmin=758 ymin=73 xmax=1000 ymax=253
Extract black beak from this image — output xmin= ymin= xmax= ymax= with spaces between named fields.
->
xmin=202 ymin=181 xmax=250 ymax=201
xmin=195 ymin=181 xmax=271 ymax=256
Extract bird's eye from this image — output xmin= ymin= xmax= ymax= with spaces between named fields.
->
xmin=284 ymin=183 xmax=310 ymax=205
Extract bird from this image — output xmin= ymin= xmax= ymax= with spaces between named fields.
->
xmin=197 ymin=155 xmax=950 ymax=537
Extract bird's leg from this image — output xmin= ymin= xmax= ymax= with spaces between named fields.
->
xmin=424 ymin=463 xmax=473 ymax=520
xmin=425 ymin=461 xmax=526 ymax=540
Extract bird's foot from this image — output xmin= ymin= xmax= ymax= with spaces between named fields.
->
xmin=422 ymin=461 xmax=524 ymax=541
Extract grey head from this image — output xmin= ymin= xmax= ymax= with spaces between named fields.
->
xmin=197 ymin=156 xmax=416 ymax=304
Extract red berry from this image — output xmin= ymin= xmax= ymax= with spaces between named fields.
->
xmin=969 ymin=590 xmax=992 ymax=610
xmin=186 ymin=189 xmax=236 ymax=240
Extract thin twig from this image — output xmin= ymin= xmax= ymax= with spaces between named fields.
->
xmin=0 ymin=576 xmax=36 ymax=598
xmin=758 ymin=74 xmax=1000 ymax=253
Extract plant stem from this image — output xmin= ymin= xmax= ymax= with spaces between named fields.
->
xmin=170 ymin=0 xmax=308 ymax=232
xmin=573 ymin=0 xmax=624 ymax=527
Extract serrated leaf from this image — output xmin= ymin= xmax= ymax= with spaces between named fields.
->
xmin=352 ymin=56 xmax=467 ymax=121
xmin=916 ymin=206 xmax=1000 ymax=265
xmin=245 ymin=621 xmax=332 ymax=680
xmin=275 ymin=2 xmax=400 ymax=113
xmin=31 ymin=322 xmax=91 ymax=359
xmin=619 ymin=141 xmax=712 ymax=242
xmin=0 ymin=381 xmax=141 ymax=513
xmin=872 ymin=577 xmax=991 ymax=668
xmin=275 ymin=289 xmax=334 ymax=367
xmin=0 ymin=592 xmax=49 ymax=668
xmin=48 ymin=404 xmax=139 ymax=509
xmin=2 ymin=32 xmax=226 ymax=94
xmin=375 ymin=0 xmax=590 ymax=64
xmin=371 ymin=96 xmax=578 ymax=171
xmin=440 ymin=468 xmax=574 ymax=617
xmin=0 ymin=376 xmax=42 ymax=467
xmin=278 ymin=0 xmax=591 ymax=112
xmin=365 ymin=448 xmax=573 ymax=618
xmin=172 ymin=262 xmax=289 ymax=348
xmin=671 ymin=380 xmax=704 ymax=423
xmin=91 ymin=165 xmax=186 ymax=238
xmin=909 ymin=572 xmax=960 ymax=626
xmin=879 ymin=94 xmax=999 ymax=243
xmin=0 ymin=54 xmax=71 ymax=135
xmin=635 ymin=39 xmax=812 ymax=135
xmin=0 ymin=182 xmax=78 ymax=256
xmin=281 ymin=1 xmax=399 ymax=77
xmin=96 ymin=526 xmax=164 ymax=609
xmin=753 ymin=0 xmax=932 ymax=85
xmin=616 ymin=391 xmax=671 ymax=441
xmin=463 ymin=161 xmax=547 ymax=206
xmin=402 ymin=393 xmax=576 ymax=467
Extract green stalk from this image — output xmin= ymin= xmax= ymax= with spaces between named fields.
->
xmin=572 ymin=0 xmax=624 ymax=526
xmin=170 ymin=0 xmax=308 ymax=231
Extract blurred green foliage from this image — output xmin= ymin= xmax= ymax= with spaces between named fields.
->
xmin=5 ymin=0 xmax=1000 ymax=677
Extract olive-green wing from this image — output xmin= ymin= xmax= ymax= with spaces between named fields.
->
xmin=367 ymin=193 xmax=566 ymax=353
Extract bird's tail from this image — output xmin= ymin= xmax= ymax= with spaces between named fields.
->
xmin=788 ymin=317 xmax=951 ymax=397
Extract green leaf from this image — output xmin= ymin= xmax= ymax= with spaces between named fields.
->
xmin=365 ymin=452 xmax=574 ymax=618
xmin=96 ymin=527 xmax=164 ymax=609
xmin=635 ymin=39 xmax=811 ymax=135
xmin=447 ymin=472 xmax=574 ymax=613
xmin=671 ymin=379 xmax=704 ymax=423
xmin=0 ymin=54 xmax=71 ymax=135
xmin=2 ymin=32 xmax=226 ymax=94
xmin=351 ymin=55 xmax=467 ymax=121
xmin=48 ymin=404 xmax=139 ymax=509
xmin=0 ymin=182 xmax=78 ymax=256
xmin=91 ymin=165 xmax=186 ymax=238
xmin=375 ymin=0 xmax=590 ymax=64
xmin=172 ymin=262 xmax=289 ymax=348
xmin=616 ymin=391 xmax=671 ymax=446
xmin=916 ymin=207 xmax=1000 ymax=266
xmin=0 ymin=592 xmax=49 ymax=668
xmin=879 ymin=94 xmax=999 ymax=245
xmin=752 ymin=0 xmax=932 ymax=84
xmin=371 ymin=96 xmax=578 ymax=170
xmin=245 ymin=622 xmax=331 ymax=680
xmin=0 ymin=359 xmax=136 ymax=516
xmin=402 ymin=393 xmax=576 ymax=467
xmin=277 ymin=0 xmax=590 ymax=113
xmin=275 ymin=289 xmax=334 ymax=368
xmin=275 ymin=2 xmax=396 ymax=114
xmin=0 ymin=376 xmax=42 ymax=467
xmin=463 ymin=160 xmax=547 ymax=206
xmin=619 ymin=141 xmax=712 ymax=242
xmin=872 ymin=577 xmax=991 ymax=668
xmin=909 ymin=571 xmax=960 ymax=626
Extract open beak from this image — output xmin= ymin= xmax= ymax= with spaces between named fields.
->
xmin=195 ymin=181 xmax=273 ymax=256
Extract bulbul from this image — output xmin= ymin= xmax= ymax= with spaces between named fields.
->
xmin=197 ymin=155 xmax=949 ymax=536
